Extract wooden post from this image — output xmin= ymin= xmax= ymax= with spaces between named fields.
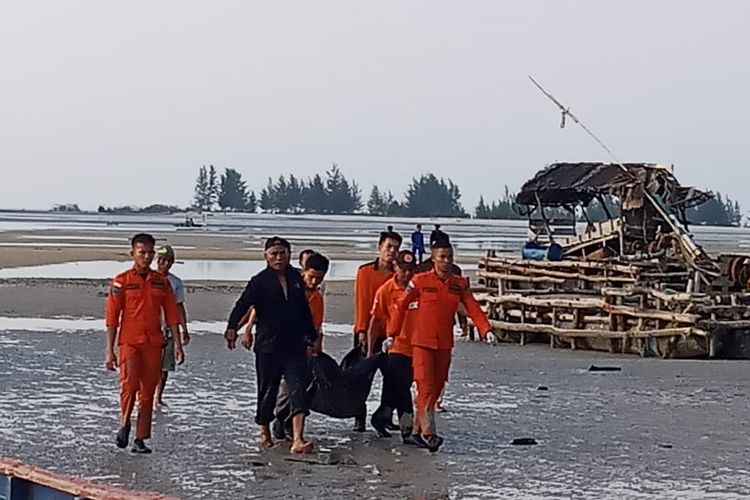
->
xmin=550 ymin=307 xmax=558 ymax=348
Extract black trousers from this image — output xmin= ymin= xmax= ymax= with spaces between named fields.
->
xmin=255 ymin=352 xmax=309 ymax=426
xmin=353 ymin=336 xmax=386 ymax=422
xmin=378 ymin=353 xmax=414 ymax=417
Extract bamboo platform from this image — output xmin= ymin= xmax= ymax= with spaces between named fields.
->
xmin=475 ymin=255 xmax=750 ymax=359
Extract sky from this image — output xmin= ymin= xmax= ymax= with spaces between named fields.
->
xmin=1 ymin=1 xmax=748 ymax=212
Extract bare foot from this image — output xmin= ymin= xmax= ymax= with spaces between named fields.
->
xmin=434 ymin=404 xmax=446 ymax=413
xmin=260 ymin=427 xmax=274 ymax=449
xmin=290 ymin=439 xmax=314 ymax=454
xmin=153 ymin=400 xmax=164 ymax=410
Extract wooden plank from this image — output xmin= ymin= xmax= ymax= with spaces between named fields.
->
xmin=488 ymin=320 xmax=706 ymax=338
xmin=478 ymin=271 xmax=636 ymax=284
xmin=0 ymin=457 xmax=177 ymax=500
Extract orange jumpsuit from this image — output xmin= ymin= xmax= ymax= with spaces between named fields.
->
xmin=371 ymin=277 xmax=419 ymax=423
xmin=353 ymin=259 xmax=393 ymax=346
xmin=390 ymin=270 xmax=491 ymax=437
xmin=105 ymin=267 xmax=180 ymax=440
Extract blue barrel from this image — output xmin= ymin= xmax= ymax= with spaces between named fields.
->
xmin=521 ymin=241 xmax=546 ymax=261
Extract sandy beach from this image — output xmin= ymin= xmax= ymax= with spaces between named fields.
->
xmin=2 ymin=217 xmax=750 ymax=498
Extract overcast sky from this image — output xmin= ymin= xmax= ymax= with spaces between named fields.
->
xmin=1 ymin=1 xmax=748 ymax=212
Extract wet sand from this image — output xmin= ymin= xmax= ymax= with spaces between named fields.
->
xmin=2 ymin=329 xmax=750 ymax=499
xmin=3 ymin=223 xmax=750 ymax=498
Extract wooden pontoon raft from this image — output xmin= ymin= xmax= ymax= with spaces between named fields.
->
xmin=474 ymin=162 xmax=750 ymax=359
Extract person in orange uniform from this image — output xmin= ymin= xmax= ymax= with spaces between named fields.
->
xmin=352 ymin=230 xmax=402 ymax=431
xmin=388 ymin=239 xmax=496 ymax=452
xmin=105 ymin=233 xmax=185 ymax=454
xmin=368 ymin=250 xmax=418 ymax=442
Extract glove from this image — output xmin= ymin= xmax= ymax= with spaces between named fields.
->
xmin=485 ymin=331 xmax=498 ymax=344
xmin=382 ymin=337 xmax=394 ymax=353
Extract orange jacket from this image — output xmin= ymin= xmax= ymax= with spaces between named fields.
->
xmin=390 ymin=270 xmax=492 ymax=350
xmin=353 ymin=259 xmax=393 ymax=334
xmin=371 ymin=276 xmax=418 ymax=357
xmin=105 ymin=267 xmax=180 ymax=347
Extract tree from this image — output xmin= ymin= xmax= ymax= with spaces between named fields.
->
xmin=259 ymin=178 xmax=276 ymax=212
xmin=368 ymin=186 xmax=386 ymax=215
xmin=324 ymin=164 xmax=361 ymax=213
xmin=287 ymin=174 xmax=303 ymax=213
xmin=207 ymin=165 xmax=219 ymax=210
xmin=404 ymin=173 xmax=466 ymax=217
xmin=685 ymin=192 xmax=742 ymax=226
xmin=193 ymin=166 xmax=212 ymax=211
xmin=218 ymin=168 xmax=252 ymax=211
xmin=247 ymin=191 xmax=257 ymax=213
xmin=303 ymin=174 xmax=327 ymax=213
xmin=274 ymin=175 xmax=290 ymax=212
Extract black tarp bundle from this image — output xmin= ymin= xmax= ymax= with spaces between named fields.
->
xmin=308 ymin=348 xmax=384 ymax=419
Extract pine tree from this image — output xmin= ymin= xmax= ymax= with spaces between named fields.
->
xmin=404 ymin=173 xmax=466 ymax=217
xmin=207 ymin=165 xmax=219 ymax=211
xmin=303 ymin=174 xmax=327 ymax=213
xmin=247 ymin=191 xmax=258 ymax=213
xmin=218 ymin=168 xmax=251 ymax=211
xmin=368 ymin=185 xmax=385 ymax=215
xmin=475 ymin=196 xmax=489 ymax=218
xmin=287 ymin=175 xmax=303 ymax=213
xmin=274 ymin=175 xmax=290 ymax=213
xmin=259 ymin=178 xmax=276 ymax=212
xmin=193 ymin=166 xmax=211 ymax=211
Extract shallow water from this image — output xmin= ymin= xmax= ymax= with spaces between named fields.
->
xmin=0 ymin=259 xmax=363 ymax=281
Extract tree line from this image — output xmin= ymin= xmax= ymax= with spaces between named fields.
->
xmin=193 ymin=164 xmax=466 ymax=217
xmin=191 ymin=164 xmax=743 ymax=226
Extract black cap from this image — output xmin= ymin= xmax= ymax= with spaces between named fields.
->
xmin=396 ymin=250 xmax=417 ymax=270
xmin=264 ymin=236 xmax=291 ymax=251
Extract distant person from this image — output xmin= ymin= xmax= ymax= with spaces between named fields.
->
xmin=388 ymin=239 xmax=495 ymax=452
xmin=387 ymin=225 xmax=394 ymax=232
xmin=154 ymin=245 xmax=191 ymax=409
xmin=105 ymin=233 xmax=185 ymax=454
xmin=411 ymin=224 xmax=425 ymax=263
xmin=368 ymin=250 xmax=418 ymax=442
xmin=429 ymin=224 xmax=448 ymax=249
xmin=224 ymin=237 xmax=318 ymax=453
xmin=351 ymin=230 xmax=402 ymax=431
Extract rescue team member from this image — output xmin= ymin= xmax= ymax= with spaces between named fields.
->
xmin=368 ymin=250 xmax=418 ymax=442
xmin=224 ymin=237 xmax=318 ymax=454
xmin=388 ymin=239 xmax=497 ymax=452
xmin=105 ymin=233 xmax=185 ymax=454
xmin=154 ymin=245 xmax=191 ymax=409
xmin=351 ymin=230 xmax=402 ymax=431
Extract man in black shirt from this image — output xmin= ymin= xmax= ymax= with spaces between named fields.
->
xmin=429 ymin=224 xmax=448 ymax=249
xmin=224 ymin=236 xmax=317 ymax=454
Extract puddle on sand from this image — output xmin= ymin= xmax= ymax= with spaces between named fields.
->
xmin=0 ymin=259 xmax=364 ymax=281
xmin=0 ymin=316 xmax=354 ymax=337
